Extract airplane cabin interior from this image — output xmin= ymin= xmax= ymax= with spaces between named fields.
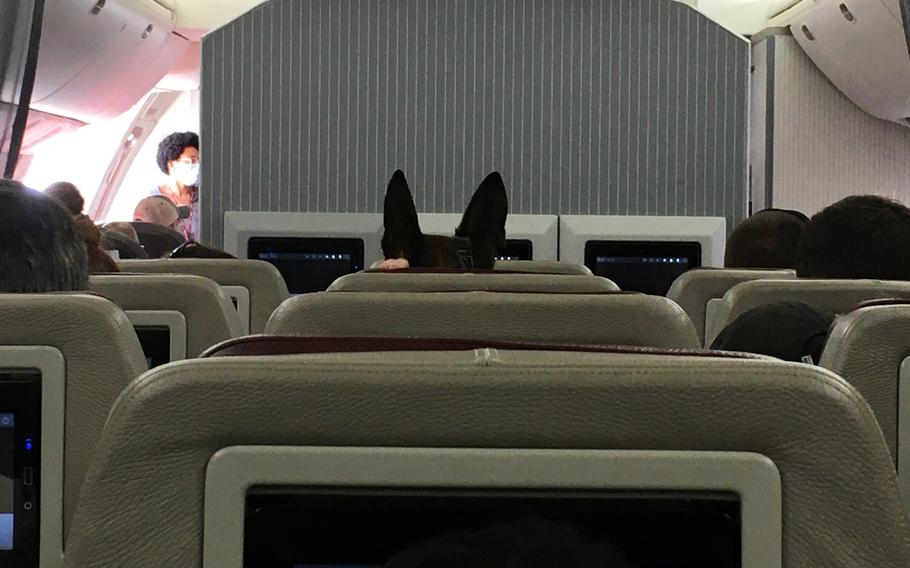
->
xmin=2 ymin=0 xmax=910 ymax=567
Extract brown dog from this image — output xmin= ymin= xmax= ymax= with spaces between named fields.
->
xmin=380 ymin=170 xmax=508 ymax=269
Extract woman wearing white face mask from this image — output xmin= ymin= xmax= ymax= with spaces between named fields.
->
xmin=150 ymin=131 xmax=200 ymax=241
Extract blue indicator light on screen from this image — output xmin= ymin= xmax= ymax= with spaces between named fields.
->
xmin=25 ymin=438 xmax=33 ymax=451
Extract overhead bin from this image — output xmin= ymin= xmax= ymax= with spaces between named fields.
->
xmin=32 ymin=0 xmax=190 ymax=123
xmin=785 ymin=0 xmax=910 ymax=126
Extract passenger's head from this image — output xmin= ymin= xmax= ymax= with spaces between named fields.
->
xmin=796 ymin=195 xmax=910 ymax=280
xmin=71 ymin=214 xmax=119 ymax=273
xmin=135 ymin=195 xmax=180 ymax=228
xmin=384 ymin=517 xmax=631 ymax=568
xmin=167 ymin=242 xmax=236 ymax=259
xmin=100 ymin=225 xmax=148 ymax=260
xmin=724 ymin=208 xmax=808 ymax=269
xmin=710 ymin=301 xmax=834 ymax=364
xmin=44 ymin=181 xmax=85 ymax=215
xmin=157 ymin=131 xmax=200 ymax=188
xmin=381 ymin=170 xmax=508 ymax=269
xmin=103 ymin=222 xmax=140 ymax=244
xmin=0 ymin=179 xmax=89 ymax=292
xmin=130 ymin=222 xmax=186 ymax=258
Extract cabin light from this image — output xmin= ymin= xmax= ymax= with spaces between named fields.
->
xmin=839 ymin=3 xmax=855 ymax=22
xmin=90 ymin=0 xmax=106 ymax=16
xmin=801 ymin=24 xmax=815 ymax=41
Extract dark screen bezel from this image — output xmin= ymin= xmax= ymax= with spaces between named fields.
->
xmin=246 ymin=237 xmax=366 ymax=294
xmin=243 ymin=487 xmax=741 ymax=568
xmin=584 ymin=240 xmax=702 ymax=294
xmin=496 ymin=239 xmax=534 ymax=261
xmin=0 ymin=372 xmax=41 ymax=568
xmin=134 ymin=326 xmax=172 ymax=370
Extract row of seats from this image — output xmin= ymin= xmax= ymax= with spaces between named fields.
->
xmin=61 ymin=338 xmax=910 ymax=567
xmin=8 ymin=258 xmax=910 ymax=566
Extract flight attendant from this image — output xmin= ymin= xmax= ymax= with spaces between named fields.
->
xmin=151 ymin=131 xmax=200 ymax=241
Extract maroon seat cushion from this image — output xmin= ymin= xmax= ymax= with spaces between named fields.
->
xmin=203 ymin=335 xmax=762 ymax=359
xmin=851 ymin=298 xmax=910 ymax=311
xmin=365 ymin=267 xmax=535 ymax=275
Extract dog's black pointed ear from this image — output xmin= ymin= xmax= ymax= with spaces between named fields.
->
xmin=455 ymin=172 xmax=508 ymax=268
xmin=382 ymin=170 xmax=423 ymax=261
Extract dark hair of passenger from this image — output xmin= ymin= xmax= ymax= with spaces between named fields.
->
xmin=796 ymin=195 xmax=910 ymax=280
xmin=167 ymin=242 xmax=236 ymax=259
xmin=101 ymin=224 xmax=149 ymax=260
xmin=724 ymin=208 xmax=808 ymax=269
xmin=45 ymin=181 xmax=85 ymax=215
xmin=156 ymin=131 xmax=200 ymax=174
xmin=0 ymin=179 xmax=89 ymax=292
xmin=384 ymin=516 xmax=633 ymax=568
xmin=710 ymin=301 xmax=834 ymax=364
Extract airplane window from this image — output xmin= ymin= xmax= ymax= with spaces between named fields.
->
xmin=105 ymin=91 xmax=200 ymax=223
xmin=22 ymin=94 xmax=150 ymax=205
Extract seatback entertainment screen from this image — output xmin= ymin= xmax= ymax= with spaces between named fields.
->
xmin=0 ymin=413 xmax=13 ymax=552
xmin=244 ymin=490 xmax=741 ymax=568
xmin=585 ymin=241 xmax=702 ymax=296
xmin=495 ymin=239 xmax=534 ymax=261
xmin=247 ymin=238 xmax=365 ymax=294
xmin=135 ymin=326 xmax=171 ymax=370
xmin=0 ymin=374 xmax=40 ymax=567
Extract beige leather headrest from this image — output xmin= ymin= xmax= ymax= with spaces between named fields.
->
xmin=117 ymin=259 xmax=289 ymax=333
xmin=494 ymin=260 xmax=593 ymax=275
xmin=89 ymin=274 xmax=243 ymax=356
xmin=706 ymin=279 xmax=910 ymax=345
xmin=666 ymin=268 xmax=795 ymax=345
xmin=267 ymin=291 xmax=700 ymax=348
xmin=0 ymin=294 xmax=147 ymax=535
xmin=328 ymin=272 xmax=617 ymax=293
xmin=63 ymin=352 xmax=910 ymax=567
xmin=822 ymin=304 xmax=910 ymax=459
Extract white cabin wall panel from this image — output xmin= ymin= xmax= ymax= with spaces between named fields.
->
xmin=32 ymin=0 xmax=189 ymax=123
xmin=767 ymin=35 xmax=910 ymax=214
xmin=789 ymin=0 xmax=910 ymax=124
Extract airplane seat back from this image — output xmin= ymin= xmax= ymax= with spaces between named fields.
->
xmin=117 ymin=259 xmax=289 ymax=334
xmin=266 ymin=291 xmax=699 ymax=349
xmin=328 ymin=271 xmax=618 ymax=293
xmin=667 ymin=268 xmax=796 ymax=346
xmin=89 ymin=274 xmax=244 ymax=358
xmin=495 ymin=260 xmax=593 ymax=275
xmin=821 ymin=301 xmax=910 ymax=507
xmin=705 ymin=279 xmax=910 ymax=345
xmin=0 ymin=294 xmax=147 ymax=537
xmin=62 ymin=347 xmax=910 ymax=567
xmin=129 ymin=222 xmax=186 ymax=259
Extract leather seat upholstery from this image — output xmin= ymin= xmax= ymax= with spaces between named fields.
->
xmin=494 ymin=260 xmax=593 ymax=275
xmin=89 ymin=274 xmax=244 ymax=357
xmin=63 ymin=350 xmax=910 ymax=567
xmin=821 ymin=303 xmax=910 ymax=459
xmin=666 ymin=268 xmax=795 ymax=345
xmin=0 ymin=294 xmax=147 ymax=536
xmin=706 ymin=279 xmax=910 ymax=345
xmin=117 ymin=259 xmax=289 ymax=333
xmin=328 ymin=271 xmax=618 ymax=293
xmin=266 ymin=291 xmax=701 ymax=349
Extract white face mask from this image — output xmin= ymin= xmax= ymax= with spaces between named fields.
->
xmin=173 ymin=162 xmax=200 ymax=187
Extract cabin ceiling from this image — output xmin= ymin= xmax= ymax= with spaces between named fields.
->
xmin=155 ymin=0 xmax=269 ymax=40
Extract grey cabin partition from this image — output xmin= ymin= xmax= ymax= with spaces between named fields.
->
xmin=200 ymin=0 xmax=750 ymax=249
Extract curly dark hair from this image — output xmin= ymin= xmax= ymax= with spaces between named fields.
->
xmin=156 ymin=131 xmax=199 ymax=174
xmin=797 ymin=195 xmax=910 ymax=280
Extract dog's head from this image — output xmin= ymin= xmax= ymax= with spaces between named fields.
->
xmin=381 ymin=170 xmax=508 ymax=269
